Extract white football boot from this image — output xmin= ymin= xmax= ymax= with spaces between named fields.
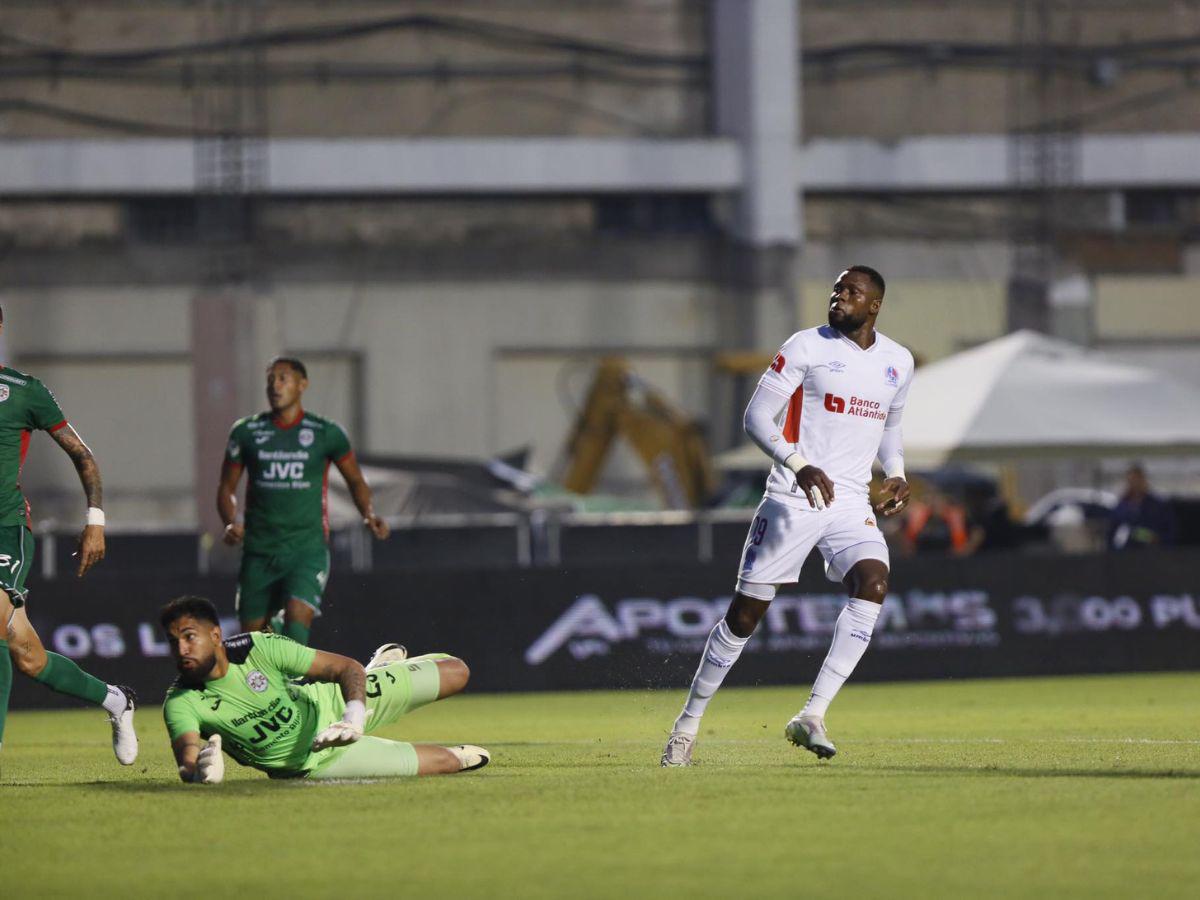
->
xmin=660 ymin=731 xmax=696 ymax=767
xmin=109 ymin=685 xmax=139 ymax=765
xmin=785 ymin=714 xmax=837 ymax=760
xmin=365 ymin=643 xmax=408 ymax=670
xmin=450 ymin=745 xmax=491 ymax=772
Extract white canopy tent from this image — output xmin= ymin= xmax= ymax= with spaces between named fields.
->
xmin=716 ymin=330 xmax=1200 ymax=471
xmin=901 ymin=330 xmax=1200 ymax=466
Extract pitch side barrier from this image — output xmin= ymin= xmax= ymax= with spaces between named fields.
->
xmin=31 ymin=510 xmax=767 ymax=576
xmin=8 ymin=548 xmax=1199 ymax=709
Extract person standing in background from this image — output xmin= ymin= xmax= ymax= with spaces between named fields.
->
xmin=217 ymin=357 xmax=389 ymax=645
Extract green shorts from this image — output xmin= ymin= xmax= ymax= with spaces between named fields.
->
xmin=300 ymin=655 xmax=449 ymax=780
xmin=0 ymin=525 xmax=35 ymax=607
xmin=235 ymin=546 xmax=330 ymax=623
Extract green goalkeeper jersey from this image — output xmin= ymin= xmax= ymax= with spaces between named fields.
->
xmin=225 ymin=410 xmax=353 ymax=556
xmin=163 ymin=631 xmax=348 ymax=776
xmin=0 ymin=367 xmax=69 ymax=527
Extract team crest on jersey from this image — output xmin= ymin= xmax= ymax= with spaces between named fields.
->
xmin=246 ymin=670 xmax=269 ymax=693
xmin=298 ymin=428 xmax=315 ymax=448
xmin=0 ymin=385 xmax=9 ymax=402
xmin=884 ymin=365 xmax=900 ymax=386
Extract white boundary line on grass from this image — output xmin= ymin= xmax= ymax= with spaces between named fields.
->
xmin=868 ymin=738 xmax=1200 ymax=746
xmin=541 ymin=737 xmax=1200 ymax=746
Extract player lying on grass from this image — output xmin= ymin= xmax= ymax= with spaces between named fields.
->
xmin=160 ymin=596 xmax=489 ymax=783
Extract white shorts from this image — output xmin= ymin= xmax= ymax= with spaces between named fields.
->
xmin=735 ymin=494 xmax=889 ymax=601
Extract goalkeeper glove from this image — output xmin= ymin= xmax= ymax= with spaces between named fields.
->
xmin=191 ymin=734 xmax=225 ymax=784
xmin=312 ymin=699 xmax=366 ymax=750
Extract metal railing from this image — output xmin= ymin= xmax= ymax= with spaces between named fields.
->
xmin=33 ymin=509 xmax=758 ymax=578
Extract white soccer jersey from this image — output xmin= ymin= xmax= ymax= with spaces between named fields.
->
xmin=758 ymin=324 xmax=914 ymax=503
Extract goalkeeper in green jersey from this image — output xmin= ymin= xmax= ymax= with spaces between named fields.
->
xmin=161 ymin=596 xmax=489 ymax=783
xmin=216 ymin=356 xmax=390 ymax=646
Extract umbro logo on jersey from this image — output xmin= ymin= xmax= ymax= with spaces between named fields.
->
xmin=828 ymin=361 xmax=846 ymax=372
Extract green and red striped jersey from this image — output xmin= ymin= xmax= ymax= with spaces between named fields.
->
xmin=0 ymin=367 xmax=69 ymax=527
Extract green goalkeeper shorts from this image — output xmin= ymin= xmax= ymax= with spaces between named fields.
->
xmin=0 ymin=525 xmax=35 ymax=607
xmin=235 ymin=546 xmax=330 ymax=623
xmin=297 ymin=655 xmax=450 ymax=779
xmin=307 ymin=736 xmax=422 ymax=779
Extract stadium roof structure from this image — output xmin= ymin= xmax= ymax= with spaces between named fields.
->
xmin=901 ymin=330 xmax=1200 ymax=466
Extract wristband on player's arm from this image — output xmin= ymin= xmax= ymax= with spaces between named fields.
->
xmin=783 ymin=453 xmax=811 ymax=474
xmin=342 ymin=699 xmax=366 ymax=731
xmin=86 ymin=507 xmax=105 ymax=527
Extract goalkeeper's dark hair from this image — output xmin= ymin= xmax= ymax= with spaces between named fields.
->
xmin=160 ymin=595 xmax=221 ymax=632
xmin=268 ymin=356 xmax=307 ymax=379
xmin=847 ymin=264 xmax=886 ymax=297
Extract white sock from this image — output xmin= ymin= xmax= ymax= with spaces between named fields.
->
xmin=101 ymin=685 xmax=128 ymax=717
xmin=800 ymin=598 xmax=881 ymax=719
xmin=672 ymin=620 xmax=751 ymax=735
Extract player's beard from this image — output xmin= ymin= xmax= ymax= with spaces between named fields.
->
xmin=177 ymin=650 xmax=217 ymax=683
xmin=828 ymin=308 xmax=867 ymax=333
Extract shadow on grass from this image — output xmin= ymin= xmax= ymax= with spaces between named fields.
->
xmin=37 ymin=779 xmax=281 ymax=794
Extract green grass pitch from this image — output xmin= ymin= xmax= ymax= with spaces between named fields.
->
xmin=4 ymin=672 xmax=1199 ymax=899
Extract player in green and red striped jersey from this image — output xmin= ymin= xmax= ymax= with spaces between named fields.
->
xmin=0 ymin=305 xmax=138 ymax=767
xmin=216 ymin=357 xmax=389 ymax=646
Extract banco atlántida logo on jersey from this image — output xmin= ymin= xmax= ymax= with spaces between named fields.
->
xmin=823 ymin=393 xmax=887 ymax=421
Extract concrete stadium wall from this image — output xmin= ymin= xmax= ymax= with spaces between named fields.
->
xmin=5 ymin=270 xmax=1198 ymax=527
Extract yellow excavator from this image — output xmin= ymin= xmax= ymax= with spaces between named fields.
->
xmin=557 ymin=358 xmax=717 ymax=509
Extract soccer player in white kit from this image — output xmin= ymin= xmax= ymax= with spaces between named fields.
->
xmin=662 ymin=266 xmax=913 ymax=766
